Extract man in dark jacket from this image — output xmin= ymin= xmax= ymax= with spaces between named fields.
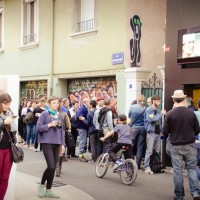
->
xmin=80 ymin=100 xmax=98 ymax=162
xmin=76 ymin=98 xmax=90 ymax=162
xmin=163 ymin=90 xmax=200 ymax=200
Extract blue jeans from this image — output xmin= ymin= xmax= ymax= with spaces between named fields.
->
xmin=131 ymin=127 xmax=146 ymax=168
xmin=26 ymin=124 xmax=36 ymax=145
xmin=171 ymin=143 xmax=200 ymax=199
xmin=144 ymin=132 xmax=160 ymax=168
xmin=78 ymin=129 xmax=87 ymax=155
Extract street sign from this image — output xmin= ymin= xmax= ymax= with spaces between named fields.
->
xmin=112 ymin=52 xmax=124 ymax=65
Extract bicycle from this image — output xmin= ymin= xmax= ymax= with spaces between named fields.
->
xmin=95 ymin=145 xmax=138 ymax=185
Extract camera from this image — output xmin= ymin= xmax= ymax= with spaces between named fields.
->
xmin=56 ymin=122 xmax=62 ymax=129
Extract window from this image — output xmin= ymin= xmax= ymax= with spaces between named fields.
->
xmin=74 ymin=0 xmax=96 ymax=32
xmin=22 ymin=0 xmax=38 ymax=46
xmin=0 ymin=1 xmax=4 ymax=50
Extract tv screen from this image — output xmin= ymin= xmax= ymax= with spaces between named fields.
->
xmin=177 ymin=26 xmax=200 ymax=64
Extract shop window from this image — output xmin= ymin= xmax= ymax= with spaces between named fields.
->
xmin=21 ymin=0 xmax=38 ymax=46
xmin=74 ymin=0 xmax=96 ymax=33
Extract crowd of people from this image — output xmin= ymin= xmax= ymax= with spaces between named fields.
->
xmin=1 ymin=89 xmax=200 ymax=199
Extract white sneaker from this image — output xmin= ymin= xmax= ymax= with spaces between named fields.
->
xmin=145 ymin=167 xmax=154 ymax=174
xmin=34 ymin=149 xmax=38 ymax=152
xmin=112 ymin=159 xmax=123 ymax=172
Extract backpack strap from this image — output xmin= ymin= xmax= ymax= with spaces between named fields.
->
xmin=132 ymin=107 xmax=146 ymax=126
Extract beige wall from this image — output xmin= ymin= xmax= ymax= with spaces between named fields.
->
xmin=54 ymin=0 xmax=126 ymax=75
xmin=126 ymin=0 xmax=166 ymax=77
xmin=0 ymin=0 xmax=52 ymax=78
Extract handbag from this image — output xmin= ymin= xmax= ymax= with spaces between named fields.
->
xmin=10 ymin=142 xmax=24 ymax=163
xmin=8 ymin=132 xmax=24 ymax=163
xmin=65 ymin=131 xmax=75 ymax=147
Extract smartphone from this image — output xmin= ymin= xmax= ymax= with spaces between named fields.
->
xmin=12 ymin=116 xmax=17 ymax=118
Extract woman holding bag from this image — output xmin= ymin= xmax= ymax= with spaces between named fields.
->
xmin=36 ymin=96 xmax=65 ymax=198
xmin=0 ymin=92 xmax=17 ymax=200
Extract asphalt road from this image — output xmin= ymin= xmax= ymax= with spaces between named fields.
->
xmin=16 ymin=147 xmax=193 ymax=200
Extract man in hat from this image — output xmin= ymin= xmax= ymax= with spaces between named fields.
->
xmin=96 ymin=97 xmax=104 ymax=109
xmin=163 ymin=90 xmax=200 ymax=200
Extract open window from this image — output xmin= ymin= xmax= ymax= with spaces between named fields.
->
xmin=73 ymin=0 xmax=96 ymax=33
xmin=21 ymin=0 xmax=38 ymax=46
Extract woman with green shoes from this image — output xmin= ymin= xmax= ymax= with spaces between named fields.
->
xmin=36 ymin=96 xmax=65 ymax=198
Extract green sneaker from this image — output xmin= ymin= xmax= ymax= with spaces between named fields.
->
xmin=45 ymin=189 xmax=60 ymax=198
xmin=38 ymin=184 xmax=45 ymax=198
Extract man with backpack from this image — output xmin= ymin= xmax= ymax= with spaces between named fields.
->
xmin=163 ymin=90 xmax=200 ymax=200
xmin=93 ymin=98 xmax=113 ymax=157
xmin=144 ymin=95 xmax=166 ymax=174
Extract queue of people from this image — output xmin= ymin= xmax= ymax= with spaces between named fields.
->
xmin=2 ymin=89 xmax=200 ymax=200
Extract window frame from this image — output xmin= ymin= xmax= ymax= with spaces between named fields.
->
xmin=20 ymin=0 xmax=39 ymax=49
xmin=0 ymin=0 xmax=4 ymax=52
xmin=71 ymin=0 xmax=97 ymax=37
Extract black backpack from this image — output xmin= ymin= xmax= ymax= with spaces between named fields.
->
xmin=98 ymin=107 xmax=111 ymax=130
xmin=150 ymin=151 xmax=164 ymax=173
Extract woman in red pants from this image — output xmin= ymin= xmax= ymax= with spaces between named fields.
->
xmin=0 ymin=92 xmax=17 ymax=200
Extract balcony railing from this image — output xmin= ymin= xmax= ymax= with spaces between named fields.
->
xmin=77 ymin=19 xmax=95 ymax=32
xmin=23 ymin=34 xmax=37 ymax=45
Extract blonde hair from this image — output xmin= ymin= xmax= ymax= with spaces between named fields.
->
xmin=137 ymin=94 xmax=145 ymax=102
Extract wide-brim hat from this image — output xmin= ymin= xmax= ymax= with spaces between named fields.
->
xmin=171 ymin=90 xmax=186 ymax=99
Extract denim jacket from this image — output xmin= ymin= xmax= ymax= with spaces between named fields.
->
xmin=144 ymin=106 xmax=163 ymax=133
xmin=128 ymin=103 xmax=146 ymax=128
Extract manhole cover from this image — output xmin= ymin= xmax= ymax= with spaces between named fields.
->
xmin=52 ymin=181 xmax=67 ymax=187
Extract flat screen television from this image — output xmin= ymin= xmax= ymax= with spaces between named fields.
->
xmin=177 ymin=26 xmax=200 ymax=64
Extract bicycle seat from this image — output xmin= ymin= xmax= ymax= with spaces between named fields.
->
xmin=121 ymin=146 xmax=129 ymax=151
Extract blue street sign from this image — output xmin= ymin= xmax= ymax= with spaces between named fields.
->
xmin=112 ymin=52 xmax=124 ymax=65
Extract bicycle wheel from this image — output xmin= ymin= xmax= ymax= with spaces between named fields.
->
xmin=95 ymin=153 xmax=109 ymax=178
xmin=120 ymin=159 xmax=138 ymax=185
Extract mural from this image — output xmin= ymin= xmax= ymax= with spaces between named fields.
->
xmin=20 ymin=80 xmax=47 ymax=100
xmin=67 ymin=77 xmax=117 ymax=106
xmin=130 ymin=15 xmax=142 ymax=67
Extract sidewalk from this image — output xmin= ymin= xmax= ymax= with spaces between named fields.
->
xmin=15 ymin=171 xmax=95 ymax=200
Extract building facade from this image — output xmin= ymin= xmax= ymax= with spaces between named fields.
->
xmin=0 ymin=0 xmax=166 ymax=114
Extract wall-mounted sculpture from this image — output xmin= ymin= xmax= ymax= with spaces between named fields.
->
xmin=130 ymin=15 xmax=142 ymax=67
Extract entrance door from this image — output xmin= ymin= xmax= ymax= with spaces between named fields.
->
xmin=184 ymin=85 xmax=200 ymax=109
xmin=193 ymin=89 xmax=200 ymax=108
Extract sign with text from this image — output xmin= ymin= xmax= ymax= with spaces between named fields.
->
xmin=112 ymin=52 xmax=124 ymax=65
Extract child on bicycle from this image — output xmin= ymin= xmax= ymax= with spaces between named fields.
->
xmin=100 ymin=114 xmax=132 ymax=172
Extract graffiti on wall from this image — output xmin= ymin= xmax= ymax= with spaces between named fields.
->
xmin=67 ymin=77 xmax=117 ymax=106
xmin=20 ymin=80 xmax=47 ymax=100
xmin=130 ymin=15 xmax=142 ymax=67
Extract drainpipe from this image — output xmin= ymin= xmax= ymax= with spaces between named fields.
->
xmin=158 ymin=65 xmax=166 ymax=168
xmin=49 ymin=0 xmax=55 ymax=96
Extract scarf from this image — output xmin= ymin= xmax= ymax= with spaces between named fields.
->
xmin=47 ymin=108 xmax=58 ymax=116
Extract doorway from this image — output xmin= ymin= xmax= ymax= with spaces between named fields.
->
xmin=184 ymin=84 xmax=200 ymax=109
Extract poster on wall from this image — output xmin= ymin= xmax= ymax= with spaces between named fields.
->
xmin=20 ymin=80 xmax=47 ymax=100
xmin=67 ymin=76 xmax=117 ymax=106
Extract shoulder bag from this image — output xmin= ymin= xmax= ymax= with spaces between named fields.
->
xmin=8 ymin=132 xmax=24 ymax=163
xmin=130 ymin=107 xmax=146 ymax=132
